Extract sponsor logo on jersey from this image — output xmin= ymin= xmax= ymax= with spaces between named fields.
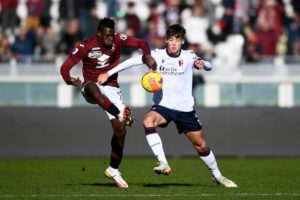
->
xmin=88 ymin=50 xmax=102 ymax=58
xmin=120 ymin=34 xmax=127 ymax=40
xmin=159 ymin=58 xmax=185 ymax=75
xmin=178 ymin=59 xmax=183 ymax=67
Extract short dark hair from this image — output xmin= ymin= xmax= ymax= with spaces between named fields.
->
xmin=97 ymin=17 xmax=115 ymax=31
xmin=166 ymin=24 xmax=186 ymax=39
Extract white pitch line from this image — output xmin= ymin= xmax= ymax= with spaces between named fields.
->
xmin=1 ymin=193 xmax=300 ymax=198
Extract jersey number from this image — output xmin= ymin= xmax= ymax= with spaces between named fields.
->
xmin=96 ymin=54 xmax=110 ymax=68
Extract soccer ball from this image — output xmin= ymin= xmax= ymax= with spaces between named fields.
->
xmin=141 ymin=72 xmax=163 ymax=93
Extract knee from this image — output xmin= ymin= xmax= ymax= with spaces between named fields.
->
xmin=112 ymin=123 xmax=126 ymax=137
xmin=84 ymin=82 xmax=100 ymax=96
xmin=192 ymin=133 xmax=208 ymax=152
xmin=194 ymin=140 xmax=208 ymax=153
xmin=143 ymin=115 xmax=154 ymax=128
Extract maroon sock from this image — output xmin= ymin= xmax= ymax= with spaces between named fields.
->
xmin=110 ymin=135 xmax=123 ymax=168
xmin=101 ymin=97 xmax=120 ymax=118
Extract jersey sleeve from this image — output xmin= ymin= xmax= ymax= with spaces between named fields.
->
xmin=108 ymin=55 xmax=143 ymax=76
xmin=60 ymin=42 xmax=89 ymax=83
xmin=190 ymin=50 xmax=213 ymax=71
xmin=69 ymin=42 xmax=89 ymax=63
xmin=150 ymin=49 xmax=161 ymax=61
xmin=118 ymin=33 xmax=151 ymax=56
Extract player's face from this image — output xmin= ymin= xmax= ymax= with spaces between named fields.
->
xmin=98 ymin=27 xmax=115 ymax=49
xmin=166 ymin=36 xmax=184 ymax=56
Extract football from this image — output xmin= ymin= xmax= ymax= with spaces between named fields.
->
xmin=141 ymin=71 xmax=163 ymax=93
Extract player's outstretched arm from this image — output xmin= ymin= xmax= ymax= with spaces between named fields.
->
xmin=143 ymin=54 xmax=157 ymax=71
xmin=97 ymin=56 xmax=144 ymax=84
xmin=123 ymin=36 xmax=156 ymax=70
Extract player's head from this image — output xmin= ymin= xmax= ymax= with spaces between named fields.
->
xmin=97 ymin=17 xmax=115 ymax=49
xmin=166 ymin=24 xmax=186 ymax=56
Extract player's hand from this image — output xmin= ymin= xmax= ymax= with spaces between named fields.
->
xmin=194 ymin=60 xmax=205 ymax=70
xmin=66 ymin=76 xmax=81 ymax=86
xmin=144 ymin=54 xmax=157 ymax=71
xmin=97 ymin=73 xmax=109 ymax=84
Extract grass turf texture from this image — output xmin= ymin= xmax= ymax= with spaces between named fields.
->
xmin=0 ymin=157 xmax=299 ymax=200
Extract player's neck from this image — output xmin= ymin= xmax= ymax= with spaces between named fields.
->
xmin=166 ymin=48 xmax=181 ymax=58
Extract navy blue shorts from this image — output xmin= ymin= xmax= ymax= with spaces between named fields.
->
xmin=151 ymin=105 xmax=203 ymax=134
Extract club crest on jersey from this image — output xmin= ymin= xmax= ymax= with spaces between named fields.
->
xmin=120 ymin=33 xmax=127 ymax=40
xmin=178 ymin=59 xmax=184 ymax=67
xmin=88 ymin=50 xmax=102 ymax=58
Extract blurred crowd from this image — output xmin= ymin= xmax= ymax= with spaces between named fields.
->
xmin=0 ymin=0 xmax=300 ymax=66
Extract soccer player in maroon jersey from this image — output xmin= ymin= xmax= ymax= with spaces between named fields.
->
xmin=60 ymin=17 xmax=156 ymax=188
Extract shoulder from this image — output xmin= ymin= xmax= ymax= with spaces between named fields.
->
xmin=151 ymin=48 xmax=165 ymax=56
xmin=83 ymin=35 xmax=97 ymax=44
xmin=78 ymin=35 xmax=98 ymax=50
xmin=182 ymin=49 xmax=197 ymax=57
xmin=181 ymin=49 xmax=199 ymax=60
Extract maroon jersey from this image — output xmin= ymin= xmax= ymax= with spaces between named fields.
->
xmin=60 ymin=33 xmax=150 ymax=87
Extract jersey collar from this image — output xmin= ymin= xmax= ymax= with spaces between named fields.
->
xmin=166 ymin=48 xmax=181 ymax=58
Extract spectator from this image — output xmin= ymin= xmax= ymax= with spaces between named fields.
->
xmin=163 ymin=0 xmax=186 ymax=26
xmin=0 ymin=34 xmax=12 ymax=62
xmin=80 ymin=6 xmax=99 ymax=39
xmin=255 ymin=0 xmax=284 ymax=61
xmin=25 ymin=0 xmax=44 ymax=30
xmin=40 ymin=26 xmax=60 ymax=62
xmin=144 ymin=2 xmax=166 ymax=49
xmin=286 ymin=11 xmax=300 ymax=56
xmin=144 ymin=21 xmax=166 ymax=50
xmin=207 ymin=0 xmax=235 ymax=44
xmin=79 ymin=0 xmax=96 ymax=39
xmin=106 ymin=0 xmax=118 ymax=17
xmin=181 ymin=0 xmax=211 ymax=54
xmin=147 ymin=1 xmax=166 ymax=37
xmin=11 ymin=27 xmax=36 ymax=62
xmin=59 ymin=0 xmax=81 ymax=31
xmin=58 ymin=19 xmax=82 ymax=55
xmin=40 ymin=0 xmax=52 ymax=27
xmin=124 ymin=2 xmax=141 ymax=36
xmin=0 ymin=0 xmax=19 ymax=35
xmin=219 ymin=0 xmax=235 ymax=37
xmin=243 ymin=26 xmax=261 ymax=62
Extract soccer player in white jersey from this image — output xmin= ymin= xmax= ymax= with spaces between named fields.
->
xmin=97 ymin=24 xmax=238 ymax=188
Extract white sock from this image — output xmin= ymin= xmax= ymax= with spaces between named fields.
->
xmin=146 ymin=133 xmax=168 ymax=164
xmin=108 ymin=166 xmax=119 ymax=173
xmin=200 ymin=150 xmax=222 ymax=179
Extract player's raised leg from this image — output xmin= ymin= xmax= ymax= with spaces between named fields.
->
xmin=143 ymin=111 xmax=172 ymax=175
xmin=82 ymin=82 xmax=133 ymax=126
xmin=185 ymin=130 xmax=238 ymax=187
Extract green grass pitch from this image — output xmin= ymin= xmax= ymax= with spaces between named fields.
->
xmin=0 ymin=157 xmax=299 ymax=200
